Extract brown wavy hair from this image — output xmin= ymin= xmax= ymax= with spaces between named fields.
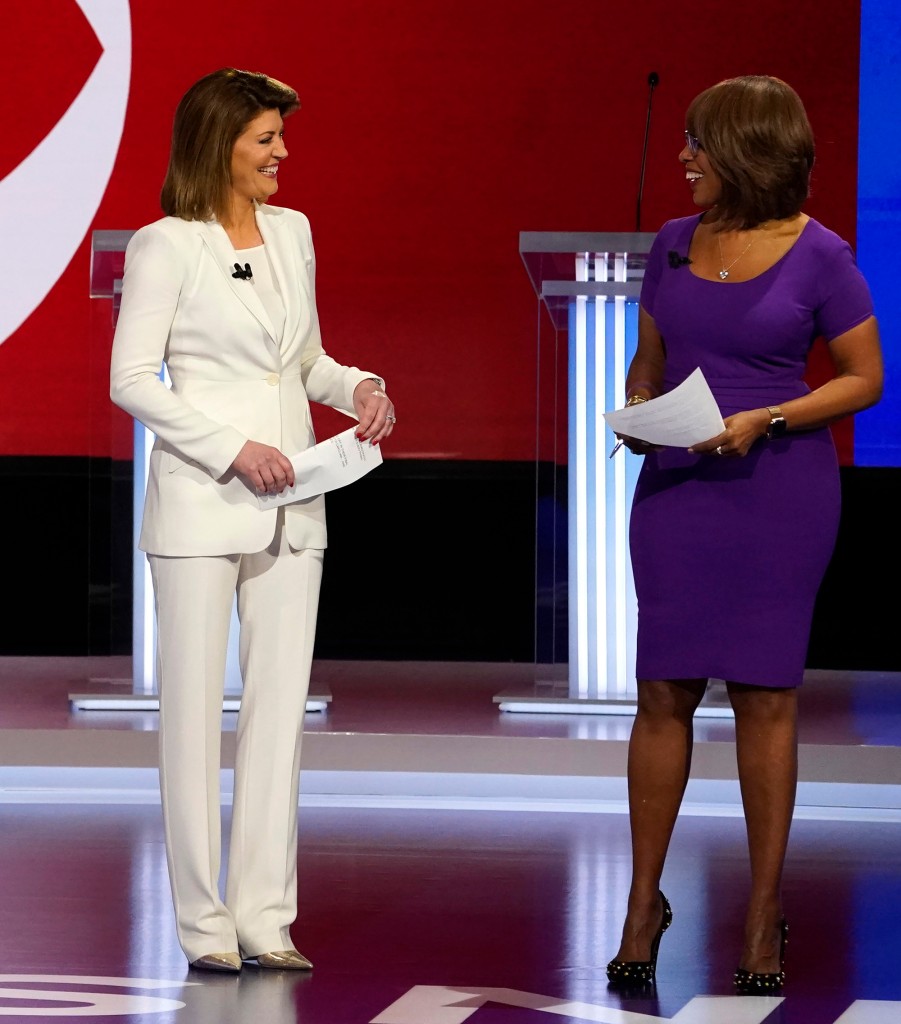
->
xmin=686 ymin=75 xmax=815 ymax=231
xmin=161 ymin=68 xmax=299 ymax=222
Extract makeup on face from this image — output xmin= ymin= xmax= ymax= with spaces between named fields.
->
xmin=230 ymin=109 xmax=288 ymax=204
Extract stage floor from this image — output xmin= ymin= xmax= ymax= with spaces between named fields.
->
xmin=0 ymin=657 xmax=899 ymax=1023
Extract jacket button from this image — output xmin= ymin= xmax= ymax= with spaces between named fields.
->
xmin=266 ymin=373 xmax=279 ymax=386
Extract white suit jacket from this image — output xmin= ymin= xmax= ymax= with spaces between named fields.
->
xmin=110 ymin=203 xmax=380 ymax=556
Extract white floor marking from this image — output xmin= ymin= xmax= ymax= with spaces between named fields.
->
xmin=369 ymin=986 xmax=901 ymax=1024
xmin=0 ymin=976 xmax=198 ymax=1016
xmin=833 ymin=1002 xmax=901 ymax=1024
xmin=368 ymin=986 xmax=783 ymax=1024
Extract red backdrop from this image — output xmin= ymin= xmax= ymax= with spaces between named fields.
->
xmin=0 ymin=0 xmax=861 ymax=462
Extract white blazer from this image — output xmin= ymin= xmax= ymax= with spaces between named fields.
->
xmin=110 ymin=203 xmax=380 ymax=556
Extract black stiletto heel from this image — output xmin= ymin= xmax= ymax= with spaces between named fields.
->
xmin=733 ymin=918 xmax=788 ymax=993
xmin=606 ymin=891 xmax=673 ymax=987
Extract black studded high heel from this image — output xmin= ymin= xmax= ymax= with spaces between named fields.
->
xmin=733 ymin=918 xmax=788 ymax=993
xmin=606 ymin=891 xmax=673 ymax=987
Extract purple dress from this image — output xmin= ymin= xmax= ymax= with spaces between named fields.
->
xmin=632 ymin=215 xmax=874 ymax=688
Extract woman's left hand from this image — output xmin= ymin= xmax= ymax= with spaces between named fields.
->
xmin=353 ymin=379 xmax=396 ymax=446
xmin=688 ymin=409 xmax=769 ymax=458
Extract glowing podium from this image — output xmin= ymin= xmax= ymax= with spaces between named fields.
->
xmin=497 ymin=231 xmax=731 ymax=717
xmin=494 ymin=232 xmax=652 ymax=714
xmin=71 ymin=229 xmax=329 ymax=712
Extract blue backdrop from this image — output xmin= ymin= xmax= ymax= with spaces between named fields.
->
xmin=856 ymin=0 xmax=900 ymax=466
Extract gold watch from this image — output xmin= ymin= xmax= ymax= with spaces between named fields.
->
xmin=765 ymin=405 xmax=787 ymax=440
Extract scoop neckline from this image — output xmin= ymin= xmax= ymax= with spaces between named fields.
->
xmin=686 ymin=214 xmax=811 ymax=284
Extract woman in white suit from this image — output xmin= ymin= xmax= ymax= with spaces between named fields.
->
xmin=110 ymin=67 xmax=395 ymax=973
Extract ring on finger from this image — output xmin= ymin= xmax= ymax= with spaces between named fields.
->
xmin=386 ymin=414 xmax=397 ymax=423
xmin=715 ymin=445 xmax=724 ymax=455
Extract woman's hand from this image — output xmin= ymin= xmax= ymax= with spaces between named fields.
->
xmin=232 ymin=440 xmax=295 ymax=494
xmin=688 ymin=409 xmax=770 ymax=458
xmin=353 ymin=379 xmax=396 ymax=445
xmin=612 ymin=392 xmax=663 ymax=456
xmin=615 ymin=434 xmax=664 ymax=456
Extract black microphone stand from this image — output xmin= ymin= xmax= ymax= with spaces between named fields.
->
xmin=635 ymin=71 xmax=659 ymax=232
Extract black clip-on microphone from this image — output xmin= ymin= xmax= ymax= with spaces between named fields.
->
xmin=667 ymin=251 xmax=692 ymax=268
xmin=232 ymin=263 xmax=253 ymax=280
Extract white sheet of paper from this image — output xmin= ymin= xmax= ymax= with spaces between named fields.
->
xmin=602 ymin=367 xmax=725 ymax=447
xmin=256 ymin=426 xmax=383 ymax=509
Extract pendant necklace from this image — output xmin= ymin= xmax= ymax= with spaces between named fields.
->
xmin=717 ymin=233 xmax=755 ymax=280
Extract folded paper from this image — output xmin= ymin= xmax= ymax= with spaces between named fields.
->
xmin=256 ymin=426 xmax=383 ymax=509
xmin=603 ymin=367 xmax=725 ymax=448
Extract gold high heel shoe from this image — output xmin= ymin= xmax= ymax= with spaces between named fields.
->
xmin=254 ymin=949 xmax=313 ymax=970
xmin=190 ymin=952 xmax=242 ymax=972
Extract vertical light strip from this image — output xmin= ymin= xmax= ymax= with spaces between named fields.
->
xmin=559 ymin=241 xmax=646 ymax=707
xmin=585 ymin=299 xmax=598 ymax=698
xmin=571 ymin=255 xmax=589 ymax=697
xmin=135 ymin=365 xmax=172 ymax=694
xmin=612 ymin=253 xmax=629 ymax=693
xmin=592 ymin=252 xmax=609 ymax=701
xmin=134 ymin=422 xmax=154 ymax=693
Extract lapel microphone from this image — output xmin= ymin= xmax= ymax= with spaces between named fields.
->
xmin=232 ymin=262 xmax=253 ymax=280
xmin=667 ymin=251 xmax=692 ymax=269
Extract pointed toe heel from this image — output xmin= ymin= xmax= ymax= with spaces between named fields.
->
xmin=190 ymin=952 xmax=242 ymax=973
xmin=734 ymin=918 xmax=788 ymax=994
xmin=255 ymin=949 xmax=313 ymax=970
xmin=607 ymin=891 xmax=673 ymax=988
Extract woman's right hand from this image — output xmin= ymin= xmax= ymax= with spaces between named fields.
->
xmin=615 ymin=433 xmax=663 ymax=455
xmin=232 ymin=441 xmax=296 ymax=494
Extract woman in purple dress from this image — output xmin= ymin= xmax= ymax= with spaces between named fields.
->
xmin=606 ymin=76 xmax=883 ymax=992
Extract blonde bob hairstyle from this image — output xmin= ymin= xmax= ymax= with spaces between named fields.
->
xmin=686 ymin=75 xmax=815 ymax=232
xmin=161 ymin=67 xmax=299 ymax=223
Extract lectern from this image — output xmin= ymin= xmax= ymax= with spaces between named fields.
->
xmin=497 ymin=232 xmax=730 ymax=717
xmin=70 ymin=229 xmax=330 ymax=712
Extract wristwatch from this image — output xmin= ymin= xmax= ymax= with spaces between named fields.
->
xmin=765 ymin=405 xmax=787 ymax=440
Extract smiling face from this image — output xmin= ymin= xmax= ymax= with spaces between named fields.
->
xmin=229 ymin=108 xmax=287 ymax=206
xmin=680 ymin=135 xmax=722 ymax=210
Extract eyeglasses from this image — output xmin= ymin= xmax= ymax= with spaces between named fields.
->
xmin=684 ymin=131 xmax=702 ymax=157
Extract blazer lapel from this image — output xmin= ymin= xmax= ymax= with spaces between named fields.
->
xmin=198 ymin=220 xmax=279 ymax=346
xmin=255 ymin=203 xmax=300 ymax=350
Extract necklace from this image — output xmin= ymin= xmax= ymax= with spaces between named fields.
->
xmin=717 ymin=233 xmax=755 ymax=280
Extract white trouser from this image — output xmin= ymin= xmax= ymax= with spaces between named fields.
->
xmin=148 ymin=521 xmax=323 ymax=963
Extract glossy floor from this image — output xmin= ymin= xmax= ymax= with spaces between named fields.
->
xmin=0 ymin=658 xmax=900 ymax=1023
xmin=1 ymin=805 xmax=900 ymax=1023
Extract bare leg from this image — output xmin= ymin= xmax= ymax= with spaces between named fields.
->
xmin=727 ymin=682 xmax=798 ymax=975
xmin=613 ymin=678 xmax=707 ymax=961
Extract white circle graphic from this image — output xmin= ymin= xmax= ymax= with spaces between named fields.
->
xmin=0 ymin=975 xmax=195 ymax=1015
xmin=0 ymin=0 xmax=131 ymax=347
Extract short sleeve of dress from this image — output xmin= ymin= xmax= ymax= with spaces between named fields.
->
xmin=815 ymin=236 xmax=875 ymax=342
xmin=639 ymin=225 xmax=670 ymax=318
xmin=640 ymin=218 xmax=694 ymax=319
